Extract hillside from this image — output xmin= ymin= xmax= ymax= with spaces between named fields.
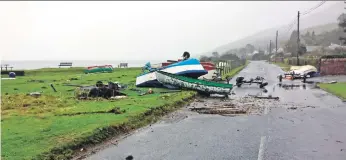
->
xmin=209 ymin=1 xmax=344 ymax=55
xmin=300 ymin=23 xmax=338 ymax=35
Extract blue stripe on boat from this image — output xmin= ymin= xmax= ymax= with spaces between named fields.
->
xmin=137 ymin=58 xmax=202 ymax=77
xmin=176 ymin=70 xmax=208 ymax=78
xmin=160 ymin=58 xmax=201 ymax=69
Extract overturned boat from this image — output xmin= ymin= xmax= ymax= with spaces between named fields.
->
xmin=136 ymin=58 xmax=208 ymax=87
xmin=84 ymin=65 xmax=114 ymax=74
xmin=155 ymin=70 xmax=233 ymax=96
xmin=159 ymin=60 xmax=217 ymax=80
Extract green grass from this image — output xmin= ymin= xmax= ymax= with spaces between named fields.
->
xmin=318 ymin=82 xmax=346 ymax=100
xmin=222 ymin=61 xmax=249 ymax=79
xmin=270 ymin=62 xmax=291 ymax=71
xmin=1 ymin=67 xmax=196 ymax=160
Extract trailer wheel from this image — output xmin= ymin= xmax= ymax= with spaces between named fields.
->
xmin=259 ymin=82 xmax=268 ymax=88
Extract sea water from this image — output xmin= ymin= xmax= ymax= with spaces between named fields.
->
xmin=0 ymin=60 xmax=163 ymax=70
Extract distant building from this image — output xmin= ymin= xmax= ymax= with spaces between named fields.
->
xmin=273 ymin=48 xmax=284 ymax=54
xmin=247 ymin=50 xmax=258 ymax=56
xmin=328 ymin=43 xmax=346 ymax=50
xmin=284 ymin=52 xmax=292 ymax=57
xmin=306 ymin=45 xmax=322 ymax=53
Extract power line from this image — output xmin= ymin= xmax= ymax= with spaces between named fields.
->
xmin=301 ymin=1 xmax=325 ymax=15
xmin=285 ymin=19 xmax=297 ymax=33
xmin=301 ymin=1 xmax=326 ymax=16
xmin=283 ymin=19 xmax=297 ymax=35
xmin=277 ymin=1 xmax=327 ymax=48
xmin=284 ymin=1 xmax=327 ymax=35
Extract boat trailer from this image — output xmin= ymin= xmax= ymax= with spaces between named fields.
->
xmin=235 ymin=76 xmax=268 ymax=88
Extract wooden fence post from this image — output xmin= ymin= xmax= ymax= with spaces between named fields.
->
xmin=221 ymin=61 xmax=224 ymax=76
xmin=228 ymin=61 xmax=231 ymax=73
xmin=226 ymin=61 xmax=229 ymax=74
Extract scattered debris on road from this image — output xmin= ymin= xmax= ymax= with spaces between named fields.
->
xmin=253 ymin=96 xmax=279 ymax=100
xmin=235 ymin=76 xmax=268 ymax=88
xmin=125 ymin=155 xmax=134 ymax=160
xmin=190 ymin=107 xmax=247 ymax=115
xmin=288 ymin=106 xmax=298 ymax=110
xmin=247 ymin=94 xmax=279 ymax=100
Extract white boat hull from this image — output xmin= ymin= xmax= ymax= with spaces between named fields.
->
xmin=198 ymin=69 xmax=217 ymax=80
xmin=136 ymin=64 xmax=206 ymax=87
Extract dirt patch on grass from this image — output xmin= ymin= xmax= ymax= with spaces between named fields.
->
xmin=1 ymin=94 xmax=68 ymax=111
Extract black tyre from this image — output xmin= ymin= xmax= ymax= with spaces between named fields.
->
xmin=259 ymin=82 xmax=268 ymax=88
xmin=197 ymin=91 xmax=210 ymax=97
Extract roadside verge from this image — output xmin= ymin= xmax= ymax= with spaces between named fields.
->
xmin=222 ymin=60 xmax=250 ymax=79
xmin=35 ymin=91 xmax=197 ymax=160
xmin=317 ymin=82 xmax=346 ymax=101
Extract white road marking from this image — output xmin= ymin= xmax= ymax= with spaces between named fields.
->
xmin=257 ymin=136 xmax=267 ymax=160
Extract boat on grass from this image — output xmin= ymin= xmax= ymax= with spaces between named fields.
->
xmin=162 ymin=60 xmax=217 ymax=80
xmin=155 ymin=70 xmax=233 ymax=96
xmin=136 ymin=58 xmax=208 ymax=87
xmin=84 ymin=65 xmax=113 ymax=74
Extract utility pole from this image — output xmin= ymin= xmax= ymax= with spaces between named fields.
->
xmin=275 ymin=30 xmax=278 ymax=54
xmin=4 ymin=64 xmax=9 ymax=71
xmin=297 ymin=11 xmax=300 ymax=65
xmin=269 ymin=40 xmax=272 ymax=55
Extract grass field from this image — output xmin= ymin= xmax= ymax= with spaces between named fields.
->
xmin=318 ymin=82 xmax=346 ymax=100
xmin=1 ymin=67 xmax=196 ymax=160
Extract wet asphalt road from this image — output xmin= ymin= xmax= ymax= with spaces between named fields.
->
xmin=85 ymin=61 xmax=346 ymax=160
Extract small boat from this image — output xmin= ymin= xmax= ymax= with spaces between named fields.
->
xmin=136 ymin=58 xmax=208 ymax=87
xmin=162 ymin=60 xmax=217 ymax=80
xmin=155 ymin=70 xmax=233 ymax=95
xmin=284 ymin=65 xmax=318 ymax=79
xmin=84 ymin=65 xmax=114 ymax=74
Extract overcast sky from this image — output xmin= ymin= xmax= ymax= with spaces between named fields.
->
xmin=0 ymin=1 xmax=339 ymax=61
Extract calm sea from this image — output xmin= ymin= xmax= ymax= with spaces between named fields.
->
xmin=0 ymin=60 xmax=163 ymax=70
